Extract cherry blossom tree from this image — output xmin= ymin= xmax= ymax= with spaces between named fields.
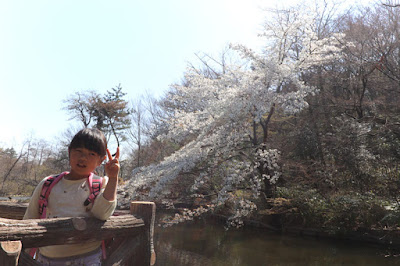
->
xmin=122 ymin=2 xmax=349 ymax=226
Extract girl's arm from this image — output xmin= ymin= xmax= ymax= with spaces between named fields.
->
xmin=91 ymin=147 xmax=119 ymax=220
xmin=91 ymin=178 xmax=117 ymax=220
xmin=23 ymin=179 xmax=46 ymax=219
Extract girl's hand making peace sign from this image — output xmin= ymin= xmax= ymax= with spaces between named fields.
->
xmin=102 ymin=147 xmax=120 ymax=201
xmin=105 ymin=147 xmax=120 ymax=179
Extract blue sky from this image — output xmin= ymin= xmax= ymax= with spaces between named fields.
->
xmin=0 ymin=0 xmax=267 ymax=148
xmin=0 ymin=0 xmax=373 ymax=149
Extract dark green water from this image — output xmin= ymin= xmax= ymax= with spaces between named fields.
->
xmin=154 ymin=220 xmax=400 ymax=266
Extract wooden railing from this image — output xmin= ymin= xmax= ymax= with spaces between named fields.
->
xmin=0 ymin=201 xmax=156 ymax=266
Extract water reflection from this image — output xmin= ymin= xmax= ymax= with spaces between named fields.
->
xmin=154 ymin=219 xmax=400 ymax=266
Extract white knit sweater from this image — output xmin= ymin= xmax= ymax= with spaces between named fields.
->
xmin=23 ymin=174 xmax=117 ymax=258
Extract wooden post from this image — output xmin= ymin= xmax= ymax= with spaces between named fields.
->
xmin=0 ymin=240 xmax=21 ymax=266
xmin=129 ymin=201 xmax=156 ymax=266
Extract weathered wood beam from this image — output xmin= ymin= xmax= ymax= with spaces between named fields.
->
xmin=0 ymin=215 xmax=145 ymax=248
xmin=0 ymin=201 xmax=156 ymax=265
xmin=0 ymin=241 xmax=21 ymax=266
xmin=130 ymin=201 xmax=156 ymax=266
xmin=0 ymin=202 xmax=28 ymax=220
xmin=0 ymin=202 xmax=131 ymax=221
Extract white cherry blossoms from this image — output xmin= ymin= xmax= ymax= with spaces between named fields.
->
xmin=122 ymin=4 xmax=348 ymax=227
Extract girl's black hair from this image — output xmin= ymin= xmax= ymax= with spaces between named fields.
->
xmin=68 ymin=128 xmax=107 ymax=157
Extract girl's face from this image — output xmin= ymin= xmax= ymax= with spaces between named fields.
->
xmin=68 ymin=147 xmax=106 ymax=179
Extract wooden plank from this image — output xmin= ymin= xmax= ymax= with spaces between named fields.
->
xmin=0 ymin=241 xmax=21 ymax=266
xmin=0 ymin=202 xmax=28 ymax=220
xmin=0 ymin=201 xmax=155 ymax=265
xmin=0 ymin=215 xmax=145 ymax=248
xmin=0 ymin=202 xmax=131 ymax=221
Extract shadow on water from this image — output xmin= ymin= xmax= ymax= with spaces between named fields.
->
xmin=154 ymin=218 xmax=400 ymax=266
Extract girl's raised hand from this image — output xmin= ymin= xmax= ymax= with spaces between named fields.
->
xmin=105 ymin=147 xmax=120 ymax=179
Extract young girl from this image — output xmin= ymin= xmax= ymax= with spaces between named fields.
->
xmin=23 ymin=128 xmax=120 ymax=265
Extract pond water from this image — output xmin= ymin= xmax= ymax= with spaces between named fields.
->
xmin=154 ymin=219 xmax=400 ymax=266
